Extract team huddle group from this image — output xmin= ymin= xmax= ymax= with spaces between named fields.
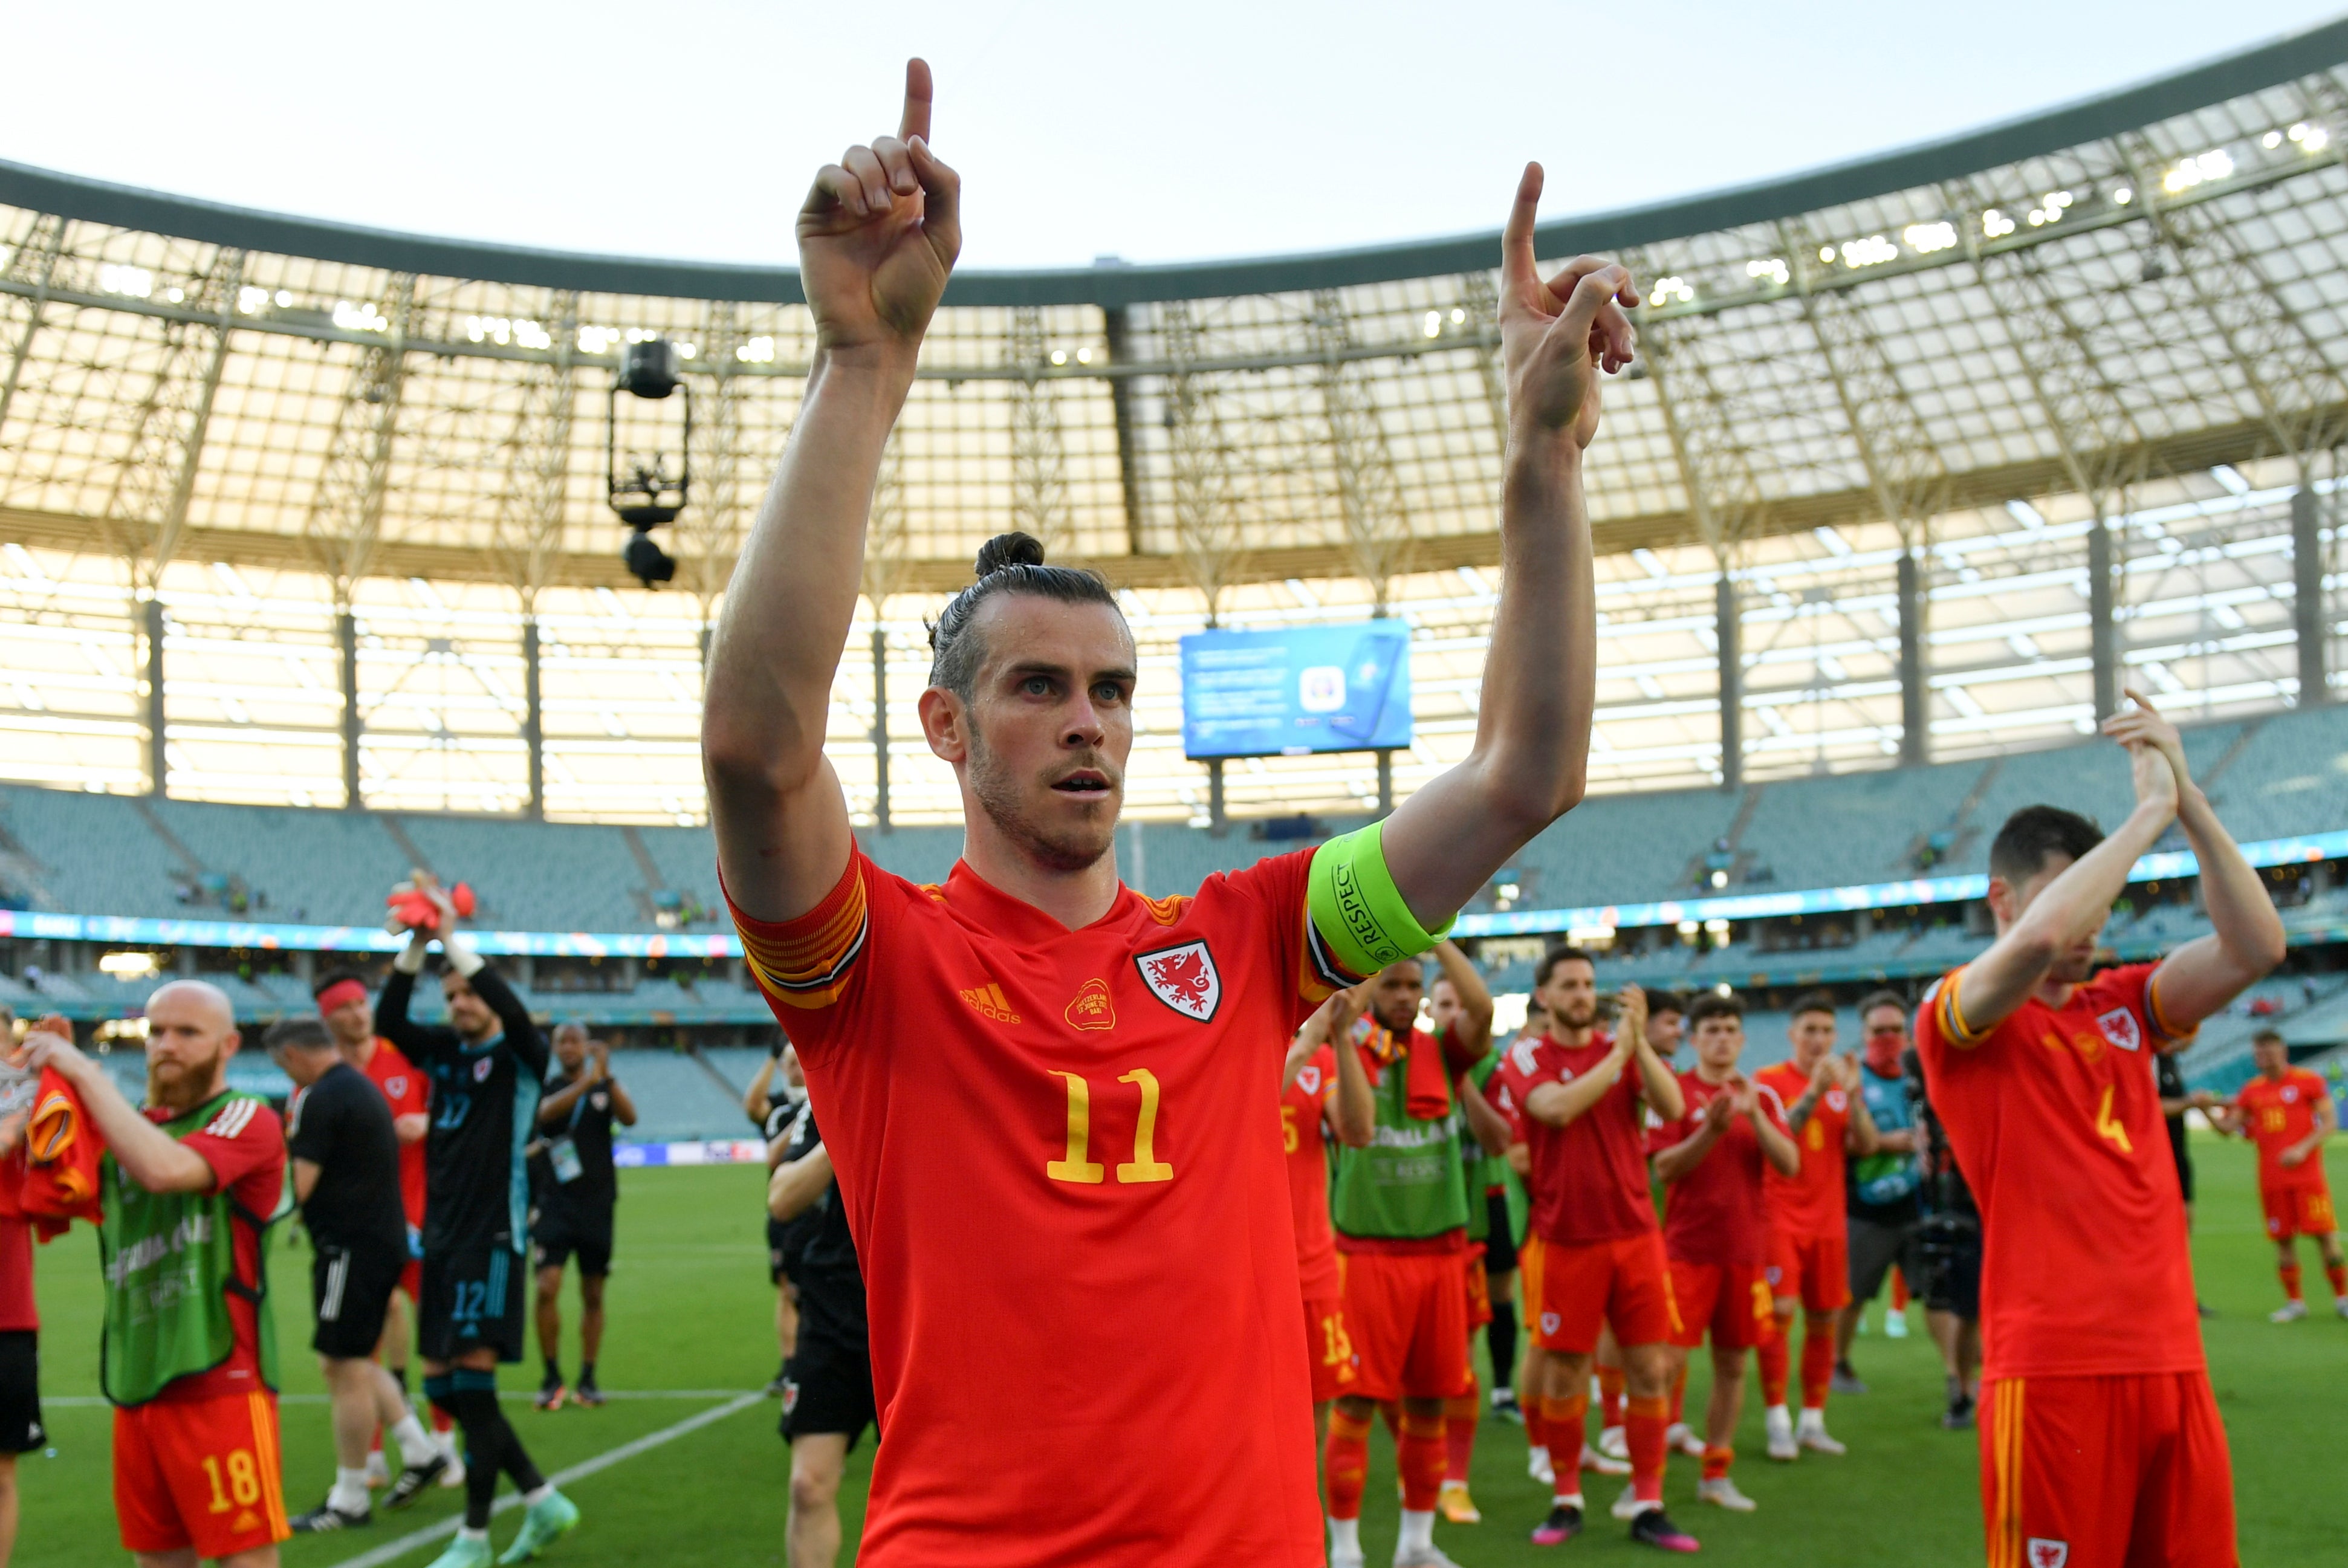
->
xmin=0 ymin=878 xmax=632 ymax=1568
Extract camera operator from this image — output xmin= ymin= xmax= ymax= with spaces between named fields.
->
xmin=1904 ymin=1031 xmax=1981 ymax=1430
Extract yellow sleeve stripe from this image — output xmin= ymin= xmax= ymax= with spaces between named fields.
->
xmin=1937 ymin=968 xmax=1991 ymax=1049
xmin=2143 ymin=971 xmax=2196 ymax=1048
xmin=726 ymin=859 xmax=869 ymax=1012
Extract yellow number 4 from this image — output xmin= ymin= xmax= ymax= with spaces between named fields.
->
xmin=2093 ymin=1084 xmax=2133 ymax=1155
xmin=1048 ymin=1068 xmax=1175 ymax=1185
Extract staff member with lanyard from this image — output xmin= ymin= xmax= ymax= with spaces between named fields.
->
xmin=531 ymin=1025 xmax=635 ymax=1411
xmin=1836 ymin=992 xmax=1924 ymax=1381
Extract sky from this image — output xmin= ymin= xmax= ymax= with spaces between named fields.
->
xmin=7 ymin=2 xmax=2344 ymax=271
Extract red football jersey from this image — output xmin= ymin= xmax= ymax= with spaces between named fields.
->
xmin=359 ymin=1038 xmax=429 ymax=1229
xmin=0 ymin=1210 xmax=31 ymax=1332
xmin=2234 ymin=1069 xmax=2332 ymax=1191
xmin=1282 ymin=1044 xmax=1342 ymax=1301
xmin=1753 ymin=1059 xmax=1850 ymax=1240
xmin=1514 ymin=1031 xmax=1657 ymax=1245
xmin=152 ymin=1096 xmax=287 ymax=1404
xmin=1916 ymin=961 xmax=2201 ymax=1379
xmin=1649 ymin=1072 xmax=1788 ymax=1266
xmin=728 ymin=844 xmax=1354 ymax=1568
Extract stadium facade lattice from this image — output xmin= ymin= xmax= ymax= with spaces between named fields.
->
xmin=1 ymin=24 xmax=2346 ymax=836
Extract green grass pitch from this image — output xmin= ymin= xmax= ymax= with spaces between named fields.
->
xmin=19 ymin=1133 xmax=2342 ymax=1564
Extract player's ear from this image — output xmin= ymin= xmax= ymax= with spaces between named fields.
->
xmin=918 ymin=686 xmax=970 ymax=765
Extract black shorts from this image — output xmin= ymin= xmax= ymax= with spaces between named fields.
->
xmin=0 ymin=1332 xmax=41 ymax=1454
xmin=1846 ymin=1214 xmax=1924 ymax=1305
xmin=780 ymin=1292 xmax=874 ymax=1450
xmin=767 ymin=1217 xmax=794 ymax=1286
xmin=312 ymin=1242 xmax=405 ymax=1359
xmin=1482 ymin=1191 xmax=1519 ymax=1276
xmin=1916 ymin=1216 xmax=1982 ymax=1321
xmin=419 ymin=1237 xmax=528 ymax=1363
xmin=533 ymin=1201 xmax=614 ymax=1278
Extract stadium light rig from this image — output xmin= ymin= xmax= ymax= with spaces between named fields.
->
xmin=607 ymin=339 xmax=692 ymax=587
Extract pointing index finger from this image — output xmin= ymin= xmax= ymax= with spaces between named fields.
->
xmin=1502 ymin=162 xmax=1542 ymax=292
xmin=900 ymin=57 xmax=934 ymax=143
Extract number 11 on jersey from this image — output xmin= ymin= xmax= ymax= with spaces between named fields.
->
xmin=1048 ymin=1069 xmax=1175 ymax=1185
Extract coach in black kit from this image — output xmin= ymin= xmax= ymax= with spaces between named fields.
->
xmin=531 ymin=1023 xmax=635 ymax=1410
xmin=375 ymin=881 xmax=580 ymax=1566
xmin=268 ymin=1017 xmax=450 ymax=1532
xmin=769 ymin=1098 xmax=871 ymax=1567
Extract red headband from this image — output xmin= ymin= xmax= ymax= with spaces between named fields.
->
xmin=316 ymin=979 xmax=369 ymax=1017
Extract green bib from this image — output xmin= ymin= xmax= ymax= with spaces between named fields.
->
xmin=99 ymin=1090 xmax=283 ymax=1407
xmin=1330 ymin=1034 xmax=1473 ymax=1242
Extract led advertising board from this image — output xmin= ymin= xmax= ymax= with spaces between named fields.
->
xmin=1179 ymin=622 xmax=1413 ymax=760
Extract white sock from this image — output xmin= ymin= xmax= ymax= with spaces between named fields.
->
xmin=1329 ymin=1516 xmax=1361 ymax=1556
xmin=1798 ymin=1407 xmax=1825 ymax=1432
xmin=524 ymin=1483 xmax=554 ymax=1506
xmin=1397 ymin=1509 xmax=1435 ymax=1552
xmin=458 ymin=1527 xmax=490 ymax=1544
xmin=329 ymin=1467 xmax=369 ymax=1512
xmin=1528 ymin=1443 xmax=1549 ymax=1465
xmin=1766 ymin=1403 xmax=1792 ymax=1428
xmin=390 ymin=1414 xmax=437 ymax=1468
xmin=1554 ymin=1489 xmax=1586 ymax=1510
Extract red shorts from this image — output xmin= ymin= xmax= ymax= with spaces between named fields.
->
xmin=401 ymin=1255 xmax=423 ymax=1306
xmin=1338 ymin=1249 xmax=1471 ymax=1402
xmin=1980 ymin=1371 xmax=2236 ymax=1568
xmin=2260 ymin=1181 xmax=2336 ymax=1240
xmin=1303 ymin=1295 xmax=1360 ymax=1405
xmin=115 ymin=1391 xmax=291 ymax=1558
xmin=1667 ymin=1260 xmax=1776 ymax=1351
xmin=1520 ymin=1231 xmax=1678 ymax=1354
xmin=1464 ymin=1245 xmax=1492 ymax=1332
xmin=1768 ymin=1228 xmax=1850 ymax=1315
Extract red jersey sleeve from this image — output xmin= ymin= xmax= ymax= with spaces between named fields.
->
xmin=726 ymin=849 xmax=874 ymax=1017
xmin=177 ymin=1098 xmax=287 ymax=1213
xmin=1216 ymin=848 xmax=1357 ymax=1029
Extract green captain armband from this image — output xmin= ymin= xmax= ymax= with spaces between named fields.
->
xmin=1306 ymin=819 xmax=1456 ymax=978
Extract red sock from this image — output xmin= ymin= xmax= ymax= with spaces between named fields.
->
xmin=1800 ymin=1326 xmax=1836 ymax=1411
xmin=1701 ymin=1443 xmax=1733 ymax=1483
xmin=431 ymin=1405 xmax=453 ymax=1437
xmin=1539 ymin=1393 xmax=1588 ymax=1492
xmin=1626 ymin=1393 xmax=1669 ymax=1505
xmin=1597 ymin=1364 xmax=1626 ymax=1430
xmin=1444 ymin=1393 xmax=1479 ymax=1484
xmin=1758 ymin=1322 xmax=1792 ymax=1408
xmin=1669 ymin=1362 xmax=1687 ymax=1427
xmin=2327 ymin=1262 xmax=2346 ymax=1301
xmin=2281 ymin=1261 xmax=2305 ymax=1303
xmin=1325 ymin=1410 xmax=1371 ymax=1521
xmin=1398 ymin=1411 xmax=1447 ymax=1512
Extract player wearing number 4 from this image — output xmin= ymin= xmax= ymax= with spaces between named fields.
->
xmin=1915 ymin=690 xmax=2284 ymax=1568
xmin=702 ymin=59 xmax=1632 ymax=1568
xmin=20 ymin=983 xmax=291 ymax=1568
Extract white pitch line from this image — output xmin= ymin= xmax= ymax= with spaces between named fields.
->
xmin=47 ymin=1387 xmax=753 ymax=1409
xmin=321 ymin=1390 xmax=765 ymax=1568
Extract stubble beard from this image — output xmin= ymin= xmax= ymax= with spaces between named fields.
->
xmin=1552 ymin=997 xmax=1597 ymax=1032
xmin=967 ymin=725 xmax=1119 ymax=875
xmin=148 ymin=1043 xmax=225 ymax=1111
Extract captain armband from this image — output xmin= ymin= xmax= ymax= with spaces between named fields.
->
xmin=1306 ymin=820 xmax=1456 ymax=979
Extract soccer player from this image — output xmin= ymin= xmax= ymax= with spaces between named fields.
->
xmin=1751 ymin=993 xmax=1877 ymax=1460
xmin=266 ymin=1018 xmax=449 ymax=1531
xmin=532 ymin=1025 xmax=637 ymax=1409
xmin=767 ymin=1095 xmax=872 ymax=1568
xmin=23 ymin=983 xmax=290 ymax=1567
xmin=701 ymin=60 xmax=1631 ymax=1567
xmin=377 ymin=884 xmax=580 ymax=1566
xmin=1322 ymin=943 xmax=1500 ymax=1567
xmin=746 ymin=1040 xmax=809 ymax=1395
xmin=1513 ymin=949 xmax=1693 ymax=1552
xmin=1835 ymin=991 xmax=1924 ymax=1381
xmin=1646 ymin=991 xmax=1686 ymax=1060
xmin=1480 ymin=1000 xmax=1540 ymax=1425
xmin=1646 ymin=992 xmax=1796 ymax=1513
xmin=0 ymin=1009 xmax=39 ymax=1568
xmin=1282 ymin=991 xmax=1373 ymax=1440
xmin=314 ymin=967 xmax=458 ymax=1486
xmin=2214 ymin=1028 xmax=2343 ymax=1321
xmin=1916 ymin=690 xmax=2283 ymax=1566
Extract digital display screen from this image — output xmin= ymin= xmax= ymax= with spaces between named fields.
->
xmin=1179 ymin=623 xmax=1414 ymax=760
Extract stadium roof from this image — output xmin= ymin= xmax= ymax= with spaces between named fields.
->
xmin=1 ymin=24 xmax=2345 ymax=823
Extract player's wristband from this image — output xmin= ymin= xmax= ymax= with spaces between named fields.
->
xmin=1306 ymin=819 xmax=1456 ymax=977
xmin=441 ymin=931 xmax=485 ymax=977
xmin=393 ymin=933 xmax=429 ymax=976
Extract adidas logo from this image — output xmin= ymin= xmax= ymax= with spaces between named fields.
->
xmin=959 ymin=983 xmax=1020 ymax=1024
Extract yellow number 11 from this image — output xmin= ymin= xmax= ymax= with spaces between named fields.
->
xmin=1048 ymin=1069 xmax=1174 ymax=1185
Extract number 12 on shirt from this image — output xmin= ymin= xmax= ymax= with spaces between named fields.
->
xmin=1047 ymin=1069 xmax=1175 ymax=1185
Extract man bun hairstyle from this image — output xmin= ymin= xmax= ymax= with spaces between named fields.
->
xmin=264 ymin=1016 xmax=335 ymax=1054
xmin=1989 ymin=804 xmax=2104 ymax=886
xmin=1687 ymin=991 xmax=1744 ymax=1027
xmin=1789 ymin=989 xmax=1838 ymax=1022
xmin=927 ymin=531 xmax=1123 ymax=700
xmin=1534 ymin=942 xmax=1595 ymax=989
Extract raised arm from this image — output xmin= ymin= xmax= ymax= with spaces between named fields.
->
xmin=1430 ymin=939 xmax=1493 ymax=1068
xmin=1619 ymin=986 xmax=1685 ymax=1123
xmin=744 ymin=1052 xmax=778 ymax=1126
xmin=19 ymin=1031 xmax=215 ymax=1194
xmin=1456 ymin=1066 xmax=1512 ymax=1158
xmin=1945 ymin=721 xmax=2179 ymax=1038
xmin=703 ymin=60 xmax=962 ymax=925
xmin=2120 ymin=693 xmax=2287 ymax=1033
xmin=374 ymin=940 xmax=438 ymax=1061
xmin=1378 ymin=166 xmax=1636 ymax=924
